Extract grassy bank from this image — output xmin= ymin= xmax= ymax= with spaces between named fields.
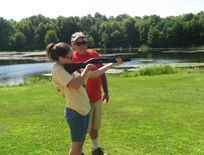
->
xmin=1 ymin=72 xmax=204 ymax=154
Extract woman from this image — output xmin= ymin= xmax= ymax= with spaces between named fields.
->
xmin=46 ymin=42 xmax=123 ymax=155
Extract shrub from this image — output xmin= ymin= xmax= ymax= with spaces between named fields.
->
xmin=29 ymin=77 xmax=40 ymax=83
xmin=140 ymin=65 xmax=177 ymax=76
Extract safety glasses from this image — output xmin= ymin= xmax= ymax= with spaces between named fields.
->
xmin=64 ymin=55 xmax=73 ymax=60
xmin=73 ymin=41 xmax=88 ymax=46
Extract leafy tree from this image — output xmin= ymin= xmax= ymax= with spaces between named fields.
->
xmin=45 ymin=23 xmax=56 ymax=32
xmin=90 ymin=25 xmax=99 ymax=47
xmin=80 ymin=15 xmax=93 ymax=32
xmin=44 ymin=30 xmax=59 ymax=45
xmin=115 ymin=14 xmax=129 ymax=21
xmin=10 ymin=32 xmax=26 ymax=50
xmin=101 ymin=32 xmax=109 ymax=47
xmin=94 ymin=12 xmax=103 ymax=18
xmin=123 ymin=17 xmax=138 ymax=47
xmin=111 ymin=30 xmax=122 ymax=46
xmin=27 ymin=14 xmax=49 ymax=28
xmin=183 ymin=13 xmax=194 ymax=22
xmin=155 ymin=19 xmax=166 ymax=31
xmin=94 ymin=12 xmax=107 ymax=30
xmin=147 ymin=27 xmax=160 ymax=47
xmin=139 ymin=17 xmax=151 ymax=45
xmin=34 ymin=22 xmax=46 ymax=49
xmin=86 ymin=35 xmax=94 ymax=47
xmin=56 ymin=16 xmax=79 ymax=43
xmin=148 ymin=15 xmax=161 ymax=28
xmin=172 ymin=20 xmax=185 ymax=47
xmin=185 ymin=19 xmax=204 ymax=46
xmin=0 ymin=18 xmax=15 ymax=51
xmin=99 ymin=22 xmax=112 ymax=47
xmin=14 ymin=20 xmax=35 ymax=49
xmin=166 ymin=27 xmax=178 ymax=47
xmin=1 ymin=11 xmax=204 ymax=51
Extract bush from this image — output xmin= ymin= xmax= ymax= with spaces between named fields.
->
xmin=120 ymin=65 xmax=178 ymax=78
xmin=140 ymin=65 xmax=178 ymax=76
xmin=29 ymin=77 xmax=40 ymax=83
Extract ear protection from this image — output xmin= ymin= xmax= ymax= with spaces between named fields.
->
xmin=61 ymin=58 xmax=63 ymax=60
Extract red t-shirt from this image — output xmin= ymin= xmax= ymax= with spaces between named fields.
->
xmin=72 ymin=49 xmax=104 ymax=103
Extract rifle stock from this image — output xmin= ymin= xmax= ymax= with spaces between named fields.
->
xmin=64 ymin=57 xmax=131 ymax=74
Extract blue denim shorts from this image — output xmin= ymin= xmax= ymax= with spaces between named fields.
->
xmin=64 ymin=108 xmax=89 ymax=142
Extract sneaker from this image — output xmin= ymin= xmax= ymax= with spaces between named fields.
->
xmin=92 ymin=147 xmax=107 ymax=155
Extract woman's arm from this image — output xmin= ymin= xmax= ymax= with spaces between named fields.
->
xmin=67 ymin=64 xmax=95 ymax=89
xmin=89 ymin=58 xmax=123 ymax=79
xmin=89 ymin=63 xmax=113 ymax=79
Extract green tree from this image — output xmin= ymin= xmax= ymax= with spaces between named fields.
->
xmin=34 ymin=22 xmax=46 ymax=49
xmin=171 ymin=20 xmax=185 ymax=47
xmin=44 ymin=30 xmax=59 ymax=45
xmin=99 ymin=22 xmax=112 ymax=47
xmin=90 ymin=25 xmax=99 ymax=47
xmin=123 ymin=17 xmax=138 ymax=47
xmin=147 ymin=27 xmax=160 ymax=47
xmin=9 ymin=32 xmax=26 ymax=50
xmin=56 ymin=16 xmax=79 ymax=43
xmin=0 ymin=18 xmax=15 ymax=51
xmin=111 ymin=30 xmax=122 ymax=47
xmin=87 ymin=35 xmax=94 ymax=47
xmin=183 ymin=13 xmax=194 ymax=22
xmin=115 ymin=14 xmax=129 ymax=21
xmin=45 ymin=23 xmax=57 ymax=32
xmin=27 ymin=14 xmax=49 ymax=28
xmin=101 ymin=32 xmax=109 ymax=47
xmin=15 ymin=20 xmax=35 ymax=49
xmin=185 ymin=20 xmax=204 ymax=46
xmin=166 ymin=27 xmax=178 ymax=47
xmin=80 ymin=15 xmax=93 ymax=32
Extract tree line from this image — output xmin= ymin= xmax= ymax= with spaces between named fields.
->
xmin=0 ymin=11 xmax=204 ymax=51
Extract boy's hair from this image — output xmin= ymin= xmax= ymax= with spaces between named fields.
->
xmin=46 ymin=42 xmax=71 ymax=61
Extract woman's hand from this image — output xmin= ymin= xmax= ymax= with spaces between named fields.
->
xmin=112 ymin=57 xmax=123 ymax=66
xmin=85 ymin=64 xmax=96 ymax=71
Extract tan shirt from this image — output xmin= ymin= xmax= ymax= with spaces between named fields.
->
xmin=52 ymin=63 xmax=91 ymax=115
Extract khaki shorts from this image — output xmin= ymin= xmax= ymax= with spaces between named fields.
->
xmin=87 ymin=98 xmax=102 ymax=133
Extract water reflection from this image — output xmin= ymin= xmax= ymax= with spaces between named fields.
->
xmin=148 ymin=51 xmax=204 ymax=62
xmin=0 ymin=62 xmax=55 ymax=85
xmin=0 ymin=59 xmax=45 ymax=66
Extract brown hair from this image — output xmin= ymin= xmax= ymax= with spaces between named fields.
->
xmin=46 ymin=42 xmax=72 ymax=61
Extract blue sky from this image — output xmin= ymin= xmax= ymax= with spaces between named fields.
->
xmin=1 ymin=0 xmax=203 ymax=21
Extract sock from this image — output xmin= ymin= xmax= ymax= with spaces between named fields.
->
xmin=92 ymin=138 xmax=99 ymax=150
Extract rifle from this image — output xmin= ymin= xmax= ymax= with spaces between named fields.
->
xmin=64 ymin=57 xmax=131 ymax=74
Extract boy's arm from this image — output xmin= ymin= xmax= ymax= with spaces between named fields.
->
xmin=101 ymin=73 xmax=109 ymax=104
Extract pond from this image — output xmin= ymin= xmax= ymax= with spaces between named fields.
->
xmin=1 ymin=48 xmax=204 ymax=85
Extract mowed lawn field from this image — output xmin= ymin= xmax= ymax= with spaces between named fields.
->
xmin=1 ymin=73 xmax=204 ymax=155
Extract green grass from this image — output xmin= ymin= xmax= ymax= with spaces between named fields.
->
xmin=1 ymin=73 xmax=204 ymax=154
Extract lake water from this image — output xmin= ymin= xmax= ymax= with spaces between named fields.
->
xmin=1 ymin=49 xmax=204 ymax=85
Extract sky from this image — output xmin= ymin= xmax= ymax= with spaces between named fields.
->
xmin=1 ymin=0 xmax=204 ymax=22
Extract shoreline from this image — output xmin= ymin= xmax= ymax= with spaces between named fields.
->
xmin=1 ymin=49 xmax=204 ymax=61
xmin=0 ymin=51 xmax=47 ymax=61
xmin=0 ymin=51 xmax=141 ymax=61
